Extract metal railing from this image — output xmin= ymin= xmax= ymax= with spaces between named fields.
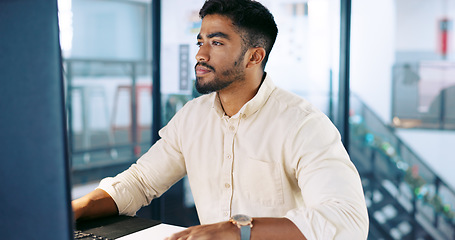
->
xmin=63 ymin=58 xmax=154 ymax=184
xmin=350 ymin=93 xmax=455 ymax=239
xmin=63 ymin=58 xmax=194 ymax=184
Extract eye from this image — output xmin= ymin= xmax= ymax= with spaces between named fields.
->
xmin=196 ymin=42 xmax=203 ymax=47
xmin=212 ymin=41 xmax=222 ymax=46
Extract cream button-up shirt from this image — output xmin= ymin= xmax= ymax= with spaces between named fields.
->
xmin=98 ymin=74 xmax=369 ymax=239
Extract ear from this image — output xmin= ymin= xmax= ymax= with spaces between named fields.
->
xmin=246 ymin=47 xmax=266 ymax=68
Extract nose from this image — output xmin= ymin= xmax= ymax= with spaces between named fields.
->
xmin=195 ymin=44 xmax=209 ymax=62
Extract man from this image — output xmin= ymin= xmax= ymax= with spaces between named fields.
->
xmin=72 ymin=0 xmax=369 ymax=239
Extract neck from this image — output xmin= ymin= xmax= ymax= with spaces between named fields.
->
xmin=218 ymin=71 xmax=265 ymax=117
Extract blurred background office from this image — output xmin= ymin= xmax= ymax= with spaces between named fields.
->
xmin=57 ymin=0 xmax=454 ymax=239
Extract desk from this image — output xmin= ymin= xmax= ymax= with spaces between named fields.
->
xmin=76 ymin=215 xmax=160 ymax=239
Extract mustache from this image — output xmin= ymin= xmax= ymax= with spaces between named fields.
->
xmin=195 ymin=62 xmax=215 ymax=72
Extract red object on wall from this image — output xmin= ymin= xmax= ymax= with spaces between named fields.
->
xmin=439 ymin=18 xmax=451 ymax=57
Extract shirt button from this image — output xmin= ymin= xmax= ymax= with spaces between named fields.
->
xmin=226 ymin=154 xmax=232 ymax=159
xmin=224 ymin=212 xmax=229 ymax=217
xmin=229 ymin=125 xmax=235 ymax=131
xmin=225 ymin=183 xmax=231 ymax=188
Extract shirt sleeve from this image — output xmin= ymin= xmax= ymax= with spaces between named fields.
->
xmin=284 ymin=113 xmax=369 ymax=240
xmin=97 ymin=109 xmax=187 ymax=216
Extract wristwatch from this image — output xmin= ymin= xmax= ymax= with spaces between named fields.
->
xmin=230 ymin=214 xmax=253 ymax=240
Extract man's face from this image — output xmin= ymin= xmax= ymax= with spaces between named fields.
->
xmin=195 ymin=14 xmax=247 ymax=94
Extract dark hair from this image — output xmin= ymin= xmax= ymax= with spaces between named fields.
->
xmin=199 ymin=0 xmax=278 ymax=69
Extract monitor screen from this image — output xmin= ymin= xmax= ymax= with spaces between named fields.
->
xmin=0 ymin=0 xmax=73 ymax=239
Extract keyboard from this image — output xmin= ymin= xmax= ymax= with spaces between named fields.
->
xmin=74 ymin=230 xmax=113 ymax=240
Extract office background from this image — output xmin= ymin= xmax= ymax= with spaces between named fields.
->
xmin=1 ymin=0 xmax=454 ymax=239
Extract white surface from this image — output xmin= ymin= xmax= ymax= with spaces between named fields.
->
xmin=396 ymin=128 xmax=455 ymax=189
xmin=116 ymin=223 xmax=187 ymax=240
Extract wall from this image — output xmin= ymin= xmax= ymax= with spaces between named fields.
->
xmin=395 ymin=0 xmax=445 ymax=53
xmin=350 ymin=0 xmax=396 ymax=123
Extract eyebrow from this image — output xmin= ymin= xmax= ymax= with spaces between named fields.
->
xmin=197 ymin=31 xmax=230 ymax=40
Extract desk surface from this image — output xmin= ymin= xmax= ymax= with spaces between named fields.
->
xmin=76 ymin=215 xmax=161 ymax=239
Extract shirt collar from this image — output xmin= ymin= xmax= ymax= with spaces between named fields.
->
xmin=211 ymin=73 xmax=276 ymax=119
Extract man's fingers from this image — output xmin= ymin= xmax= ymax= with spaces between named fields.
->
xmin=165 ymin=222 xmax=232 ymax=240
xmin=165 ymin=228 xmax=190 ymax=240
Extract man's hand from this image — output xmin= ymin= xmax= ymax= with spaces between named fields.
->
xmin=165 ymin=221 xmax=240 ymax=240
xmin=165 ymin=217 xmax=306 ymax=240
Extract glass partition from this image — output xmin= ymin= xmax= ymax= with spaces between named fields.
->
xmin=58 ymin=0 xmax=152 ymax=185
xmin=65 ymin=59 xmax=152 ymax=184
xmin=266 ymin=0 xmax=340 ymax=119
xmin=350 ymin=0 xmax=455 ymax=238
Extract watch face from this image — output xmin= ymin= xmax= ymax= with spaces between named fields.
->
xmin=232 ymin=214 xmax=252 ymax=225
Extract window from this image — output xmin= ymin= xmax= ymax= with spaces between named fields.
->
xmin=59 ymin=0 xmax=152 ymax=185
xmin=349 ymin=0 xmax=455 ymax=238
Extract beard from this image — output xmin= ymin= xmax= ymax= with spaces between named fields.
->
xmin=195 ymin=53 xmax=246 ymax=94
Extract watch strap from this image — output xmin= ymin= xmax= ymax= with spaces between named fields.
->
xmin=240 ymin=225 xmax=251 ymax=240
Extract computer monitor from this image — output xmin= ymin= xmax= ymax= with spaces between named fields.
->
xmin=0 ymin=0 xmax=73 ymax=239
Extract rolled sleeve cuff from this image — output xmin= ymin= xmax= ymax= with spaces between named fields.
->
xmin=285 ymin=208 xmax=337 ymax=240
xmin=97 ymin=177 xmax=138 ymax=216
